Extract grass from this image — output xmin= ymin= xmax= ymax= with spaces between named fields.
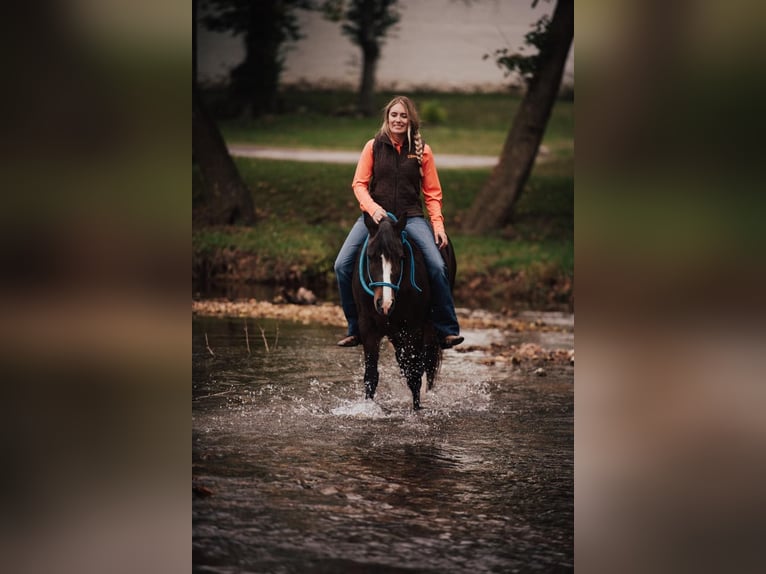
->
xmin=210 ymin=88 xmax=574 ymax=158
xmin=194 ymin=89 xmax=573 ymax=310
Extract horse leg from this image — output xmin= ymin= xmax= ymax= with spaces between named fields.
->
xmin=409 ymin=373 xmax=423 ymax=411
xmin=424 ymin=342 xmax=442 ymax=391
xmin=363 ymin=342 xmax=380 ymax=401
xmin=393 ymin=335 xmax=426 ymax=411
xmin=406 ymin=359 xmax=424 ymax=411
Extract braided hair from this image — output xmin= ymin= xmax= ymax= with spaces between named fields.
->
xmin=380 ymin=96 xmax=425 ymax=177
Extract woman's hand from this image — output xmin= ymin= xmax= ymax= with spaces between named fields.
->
xmin=434 ymin=229 xmax=449 ymax=249
xmin=372 ymin=207 xmax=386 ymax=224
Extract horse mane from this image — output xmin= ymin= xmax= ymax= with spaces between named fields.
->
xmin=368 ymin=218 xmax=404 ymax=260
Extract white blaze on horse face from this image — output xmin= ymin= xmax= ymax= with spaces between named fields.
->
xmin=381 ymin=254 xmax=394 ymax=314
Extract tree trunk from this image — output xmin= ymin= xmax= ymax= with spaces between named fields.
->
xmin=462 ymin=0 xmax=573 ymax=233
xmin=358 ymin=46 xmax=379 ymax=117
xmin=226 ymin=0 xmax=282 ymax=118
xmin=192 ymin=87 xmax=256 ymax=225
xmin=247 ymin=0 xmax=281 ymax=117
xmin=356 ymin=0 xmax=380 ymax=117
xmin=193 ymin=0 xmax=198 ymax=87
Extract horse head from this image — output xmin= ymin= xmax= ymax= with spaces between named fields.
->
xmin=364 ymin=213 xmax=407 ymax=316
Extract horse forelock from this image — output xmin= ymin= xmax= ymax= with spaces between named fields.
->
xmin=368 ymin=219 xmax=403 ymax=261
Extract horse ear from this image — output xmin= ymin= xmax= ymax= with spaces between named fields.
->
xmin=363 ymin=212 xmax=377 ymax=234
xmin=394 ymin=213 xmax=407 ymax=234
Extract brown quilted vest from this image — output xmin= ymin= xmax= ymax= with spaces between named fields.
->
xmin=369 ymin=133 xmax=424 ymax=219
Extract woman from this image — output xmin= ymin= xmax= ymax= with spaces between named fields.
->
xmin=334 ymin=95 xmax=463 ymax=349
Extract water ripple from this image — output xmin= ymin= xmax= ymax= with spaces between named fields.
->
xmin=193 ymin=317 xmax=573 ymax=573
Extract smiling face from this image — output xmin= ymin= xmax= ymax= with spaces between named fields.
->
xmin=379 ymin=96 xmax=420 ymax=144
xmin=387 ymin=102 xmax=409 ymax=141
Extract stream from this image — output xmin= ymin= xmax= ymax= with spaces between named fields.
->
xmin=193 ymin=315 xmax=573 ymax=573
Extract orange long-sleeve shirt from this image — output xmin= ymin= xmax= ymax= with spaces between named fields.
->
xmin=351 ymin=138 xmax=446 ymax=236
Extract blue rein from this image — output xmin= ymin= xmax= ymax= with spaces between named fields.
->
xmin=359 ymin=213 xmax=423 ymax=297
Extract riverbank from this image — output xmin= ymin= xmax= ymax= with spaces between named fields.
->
xmin=192 ymin=249 xmax=573 ymax=313
xmin=192 ymin=298 xmax=574 ymax=365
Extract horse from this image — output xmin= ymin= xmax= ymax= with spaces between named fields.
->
xmin=352 ymin=213 xmax=457 ymax=410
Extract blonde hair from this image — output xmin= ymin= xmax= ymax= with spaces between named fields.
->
xmin=380 ymin=96 xmax=424 ymax=176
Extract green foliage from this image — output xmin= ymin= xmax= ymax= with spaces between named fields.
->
xmin=484 ymin=11 xmax=552 ymax=84
xmin=321 ymin=0 xmax=401 ymax=49
xmin=420 ymin=100 xmax=448 ymax=125
xmin=202 ymin=0 xmax=310 ymax=39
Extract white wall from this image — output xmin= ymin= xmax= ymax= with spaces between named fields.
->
xmin=197 ymin=0 xmax=574 ymax=91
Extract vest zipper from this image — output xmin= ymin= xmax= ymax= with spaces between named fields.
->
xmin=394 ymin=143 xmax=400 ymax=215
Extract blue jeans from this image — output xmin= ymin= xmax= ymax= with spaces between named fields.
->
xmin=334 ymin=215 xmax=460 ymax=338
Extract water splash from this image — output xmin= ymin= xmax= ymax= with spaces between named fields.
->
xmin=331 ymin=399 xmax=388 ymax=418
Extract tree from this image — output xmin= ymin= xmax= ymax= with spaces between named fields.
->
xmin=322 ymin=0 xmax=401 ymax=116
xmin=202 ymin=0 xmax=310 ymax=118
xmin=194 ymin=0 xmax=255 ymax=225
xmin=462 ymin=0 xmax=573 ymax=233
xmin=193 ymin=88 xmax=256 ymax=225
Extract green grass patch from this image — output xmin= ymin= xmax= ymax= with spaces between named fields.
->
xmin=236 ymin=158 xmax=358 ymax=222
xmin=195 ymin=156 xmax=572 ymax=287
xmin=211 ymin=89 xmax=573 ymax=159
xmin=453 ymin=236 xmax=573 ymax=276
xmin=193 ymin=219 xmax=342 ymax=285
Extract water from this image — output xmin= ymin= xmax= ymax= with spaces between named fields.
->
xmin=193 ymin=317 xmax=573 ymax=573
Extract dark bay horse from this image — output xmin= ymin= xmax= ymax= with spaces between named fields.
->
xmin=352 ymin=213 xmax=457 ymax=410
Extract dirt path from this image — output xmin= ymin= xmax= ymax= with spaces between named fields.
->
xmin=228 ymin=144 xmax=498 ymax=169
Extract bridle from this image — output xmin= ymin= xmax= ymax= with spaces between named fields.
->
xmin=359 ymin=213 xmax=423 ymax=297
